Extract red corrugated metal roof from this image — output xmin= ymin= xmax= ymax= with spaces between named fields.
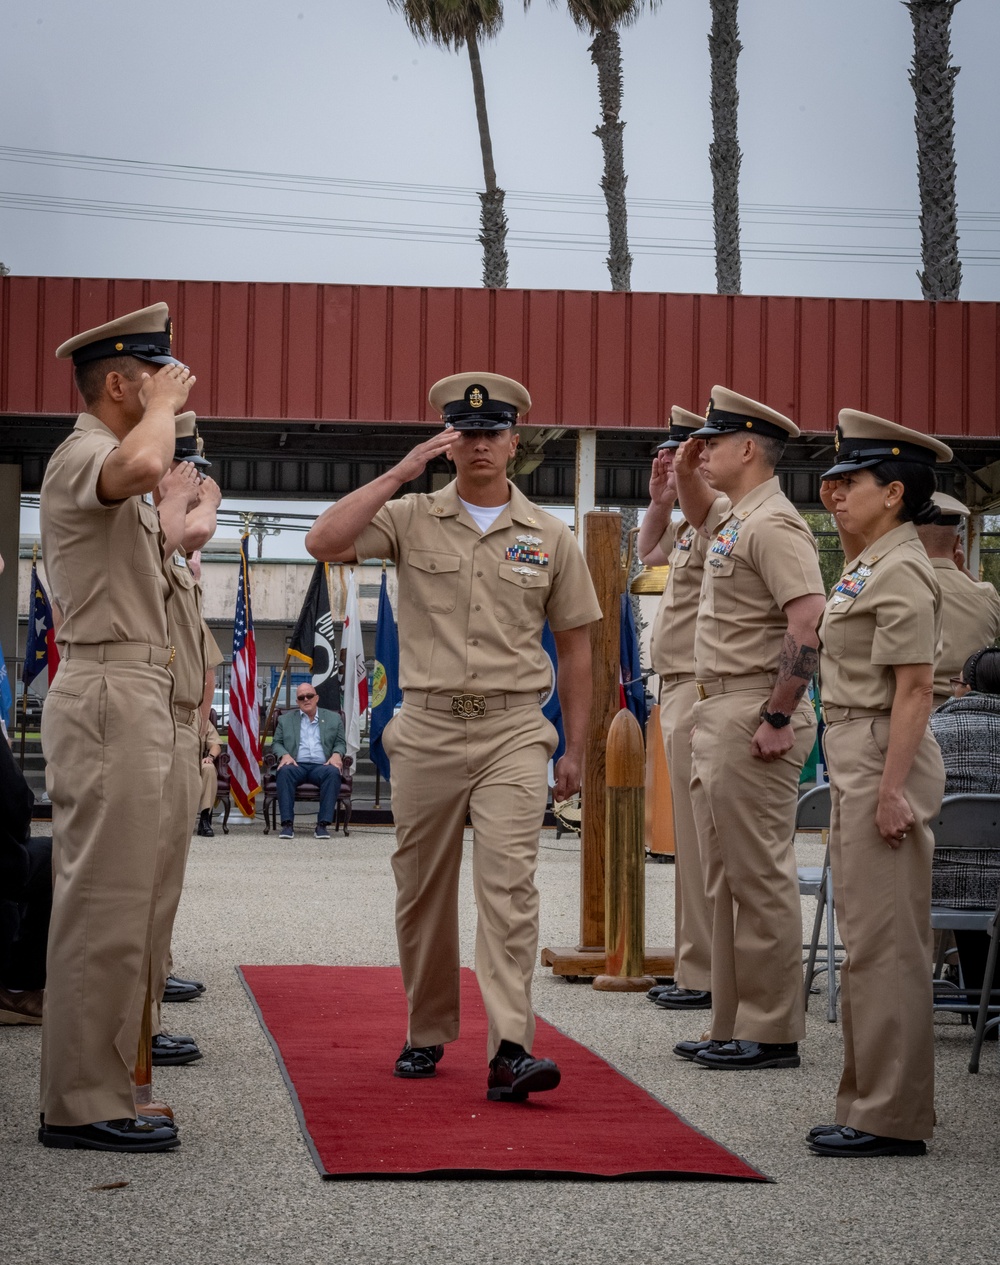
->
xmin=1 ymin=277 xmax=997 ymax=438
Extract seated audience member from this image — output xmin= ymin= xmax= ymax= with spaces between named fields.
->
xmin=0 ymin=736 xmax=51 ymax=1023
xmin=197 ymin=714 xmax=222 ymax=837
xmin=929 ymin=646 xmax=1000 ymax=998
xmin=272 ymin=684 xmax=346 ymax=840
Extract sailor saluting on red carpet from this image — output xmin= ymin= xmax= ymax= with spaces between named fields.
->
xmin=306 ymin=372 xmax=601 ymax=1102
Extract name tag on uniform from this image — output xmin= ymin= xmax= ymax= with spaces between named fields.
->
xmin=676 ymin=528 xmax=694 ymax=553
xmin=710 ymin=523 xmax=739 ymax=556
xmin=506 ymin=543 xmax=549 ymax=567
xmin=172 ymin=552 xmax=188 ymax=569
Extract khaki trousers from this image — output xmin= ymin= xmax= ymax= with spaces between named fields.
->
xmin=659 ymin=679 xmax=712 ymax=991
xmin=151 ymin=715 xmax=201 ymax=1036
xmin=382 ymin=702 xmax=558 ymax=1062
xmin=40 ymin=661 xmax=174 ymax=1126
xmin=824 ymin=717 xmax=944 ymax=1140
xmin=690 ymin=690 xmax=814 ymax=1044
xmin=199 ymin=760 xmax=217 ymax=813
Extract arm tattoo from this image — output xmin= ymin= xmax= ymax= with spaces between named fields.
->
xmin=777 ymin=633 xmax=819 ymax=705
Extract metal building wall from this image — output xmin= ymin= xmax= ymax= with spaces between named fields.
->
xmin=2 ymin=276 xmax=998 ymax=437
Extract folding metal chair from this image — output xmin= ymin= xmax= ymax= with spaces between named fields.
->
xmin=969 ymin=897 xmax=1000 ymax=1073
xmin=796 ymin=783 xmax=840 ymax=1022
xmin=929 ymin=795 xmax=1000 ymax=1042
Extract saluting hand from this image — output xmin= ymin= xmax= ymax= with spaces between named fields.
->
xmin=198 ymin=476 xmax=222 ymax=509
xmin=671 ymin=437 xmax=704 ymax=478
xmin=139 ymin=362 xmax=196 ymax=412
xmin=390 ymin=428 xmax=458 ymax=484
xmin=158 ymin=460 xmax=202 ymax=511
xmin=648 ymin=452 xmax=677 ymax=506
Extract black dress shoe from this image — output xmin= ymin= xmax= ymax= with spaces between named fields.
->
xmin=806 ymin=1123 xmax=840 ymax=1141
xmin=196 ymin=810 xmax=215 ymax=838
xmin=646 ymin=980 xmax=675 ymax=1001
xmin=808 ymin=1126 xmax=926 ymax=1158
xmin=151 ymin=1034 xmax=203 ymax=1066
xmin=162 ymin=975 xmax=205 ymax=1003
xmin=487 ymin=1047 xmax=561 ymax=1102
xmin=39 ymin=1118 xmax=180 ymax=1152
xmin=693 ymin=1039 xmax=800 ymax=1070
xmin=393 ymin=1043 xmax=444 ymax=1078
xmin=653 ymin=987 xmax=713 ymax=1011
xmin=673 ymin=1038 xmax=729 ymax=1062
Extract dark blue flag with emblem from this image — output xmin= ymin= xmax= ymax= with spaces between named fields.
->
xmin=369 ymin=569 xmax=401 ymax=781
xmin=23 ymin=562 xmax=60 ymax=687
xmin=0 ymin=636 xmax=12 ymax=733
xmin=620 ymin=594 xmax=647 ymax=731
xmin=541 ymin=620 xmax=566 ymax=764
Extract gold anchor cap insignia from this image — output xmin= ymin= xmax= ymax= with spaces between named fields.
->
xmin=469 ymin=386 xmax=484 ymax=409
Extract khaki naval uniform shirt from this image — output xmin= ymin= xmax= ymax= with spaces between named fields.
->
xmin=818 ymin=522 xmax=944 ymax=1140
xmin=695 ymin=477 xmax=824 ymax=680
xmin=354 ymin=479 xmax=602 ymax=691
xmin=928 ymin=558 xmax=1000 ymax=705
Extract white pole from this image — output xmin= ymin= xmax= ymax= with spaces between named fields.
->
xmin=575 ymin=429 xmax=598 ymax=549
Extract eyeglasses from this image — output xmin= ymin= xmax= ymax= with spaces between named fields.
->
xmin=949 ymin=676 xmax=968 ymax=689
xmin=297 ymin=692 xmax=317 ymax=701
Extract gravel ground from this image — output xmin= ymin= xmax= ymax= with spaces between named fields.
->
xmin=2 ymin=819 xmax=998 ymax=1265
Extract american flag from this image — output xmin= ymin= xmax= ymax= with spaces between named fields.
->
xmin=229 ymin=534 xmax=261 ymax=817
xmin=23 ymin=561 xmax=60 ymax=687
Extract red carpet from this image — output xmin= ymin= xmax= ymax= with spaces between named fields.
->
xmin=239 ymin=965 xmax=766 ymax=1182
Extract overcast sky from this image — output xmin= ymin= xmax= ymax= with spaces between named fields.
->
xmin=1 ymin=0 xmax=998 ymax=300
xmin=6 ymin=1 xmax=999 ymax=558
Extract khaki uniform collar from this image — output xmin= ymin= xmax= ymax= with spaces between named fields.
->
xmin=426 ymin=479 xmax=543 ymax=532
xmin=929 ymin=556 xmax=958 ymax=572
xmin=730 ymin=475 xmax=781 ymax=521
xmin=858 ymin=520 xmax=919 ymax=567
xmin=75 ymin=412 xmax=120 ymax=442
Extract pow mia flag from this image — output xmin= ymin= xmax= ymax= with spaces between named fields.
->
xmin=288 ymin=561 xmax=342 ymax=713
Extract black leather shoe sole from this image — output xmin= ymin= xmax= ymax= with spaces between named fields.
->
xmin=654 ymin=989 xmax=712 ymax=1011
xmin=487 ymin=1059 xmax=561 ymax=1102
xmin=809 ymin=1130 xmax=926 ymax=1158
xmin=39 ymin=1121 xmax=181 ymax=1152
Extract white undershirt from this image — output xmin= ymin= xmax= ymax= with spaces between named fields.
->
xmin=459 ymin=496 xmax=506 ymax=534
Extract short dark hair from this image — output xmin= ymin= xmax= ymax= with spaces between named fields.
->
xmin=754 ymin=434 xmax=786 ymax=468
xmin=962 ymin=646 xmax=1000 ymax=695
xmin=869 ymin=460 xmax=938 ymax=524
xmin=73 ymin=355 xmax=141 ymax=408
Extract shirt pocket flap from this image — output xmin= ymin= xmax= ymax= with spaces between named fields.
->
xmin=704 ymin=555 xmax=736 ymax=578
xmin=137 ymin=499 xmax=160 ymax=531
xmin=407 ymin=549 xmax=461 ymax=575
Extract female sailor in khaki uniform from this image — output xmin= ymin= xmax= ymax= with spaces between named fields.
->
xmin=810 ymin=410 xmax=950 ymax=1158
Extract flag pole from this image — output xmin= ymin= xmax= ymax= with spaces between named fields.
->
xmin=262 ymin=649 xmax=293 ymax=743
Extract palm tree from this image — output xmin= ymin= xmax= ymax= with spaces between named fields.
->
xmin=708 ymin=0 xmax=742 ymax=294
xmin=905 ymin=0 xmax=962 ymax=300
xmin=389 ymin=0 xmax=510 ymax=287
xmin=540 ymin=1 xmax=661 ymax=291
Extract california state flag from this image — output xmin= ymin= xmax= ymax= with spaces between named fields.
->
xmin=341 ymin=569 xmax=368 ymax=762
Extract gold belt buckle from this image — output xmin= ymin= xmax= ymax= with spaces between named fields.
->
xmin=451 ymin=693 xmax=488 ymax=719
xmin=695 ymin=682 xmax=707 ymax=701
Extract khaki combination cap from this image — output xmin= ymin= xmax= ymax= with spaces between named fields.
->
xmin=174 ymin=411 xmax=211 ymax=470
xmin=822 ymin=409 xmax=953 ymax=479
xmin=691 ymin=385 xmax=800 ymax=442
xmin=428 ymin=372 xmax=531 ymax=432
xmin=55 ymin=301 xmax=183 ymax=368
xmin=656 ymin=405 xmax=705 ymax=452
xmin=931 ymin=491 xmax=970 ymax=522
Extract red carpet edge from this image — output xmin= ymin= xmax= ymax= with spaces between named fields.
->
xmin=238 ymin=965 xmax=769 ymax=1184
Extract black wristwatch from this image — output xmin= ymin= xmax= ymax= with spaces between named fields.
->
xmin=759 ymin=705 xmax=792 ymax=729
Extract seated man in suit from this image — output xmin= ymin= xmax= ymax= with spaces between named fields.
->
xmin=272 ymin=684 xmax=346 ymax=840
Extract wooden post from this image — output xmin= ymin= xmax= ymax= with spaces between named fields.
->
xmin=133 ymin=964 xmax=174 ymax=1121
xmin=594 ymin=710 xmax=656 ymax=991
